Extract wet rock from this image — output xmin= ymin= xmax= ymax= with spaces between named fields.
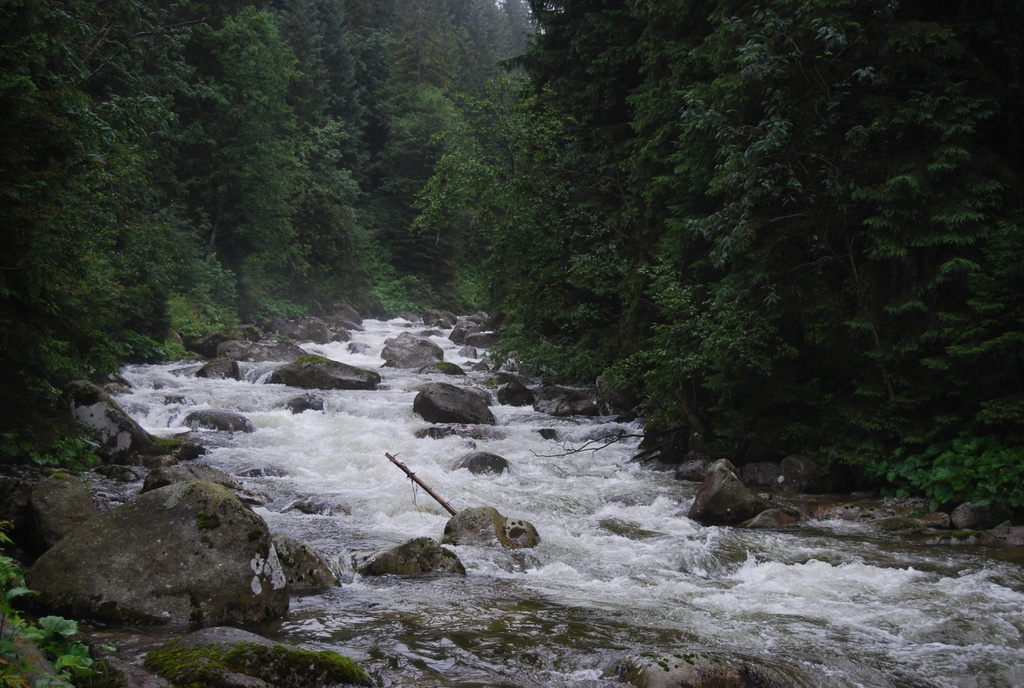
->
xmin=441 ymin=506 xmax=540 ymax=549
xmin=67 ymin=380 xmax=159 ymax=462
xmin=687 ymin=459 xmax=768 ymax=526
xmin=464 ymin=331 xmax=497 ymax=349
xmin=184 ymin=331 xmax=230 ymax=358
xmin=633 ymin=423 xmax=690 ymax=465
xmin=604 ymin=653 xmax=788 ymax=688
xmin=271 ymin=534 xmax=339 ymax=590
xmin=284 ymin=498 xmax=350 ymax=516
xmin=144 ymin=626 xmax=370 ymax=688
xmin=217 ymin=339 xmax=309 ymax=362
xmin=423 ymin=309 xmax=458 ymax=328
xmin=142 ymin=464 xmax=242 ymax=494
xmin=778 ymin=455 xmax=826 ymax=493
xmin=875 ymin=517 xmax=927 ymax=534
xmin=951 ymin=502 xmax=994 ymax=530
xmin=746 ymin=509 xmax=798 ymax=529
xmin=93 ymin=464 xmax=147 ymax=483
xmin=452 ymin=451 xmax=510 ymax=475
xmin=274 ymin=316 xmax=334 ymax=344
xmin=595 ymin=374 xmax=638 ymax=418
xmin=184 ymin=409 xmax=256 ymax=433
xmin=536 ymin=428 xmax=559 ymax=440
xmin=381 ymin=332 xmax=444 ymax=368
xmin=675 ymin=459 xmax=713 ymax=482
xmin=419 ymin=361 xmax=466 ymax=376
xmin=465 ymin=311 xmax=490 ymax=325
xmin=458 ymin=345 xmax=478 ymax=358
xmin=284 ymin=394 xmax=324 ymax=414
xmin=413 ymin=382 xmax=496 ymax=425
xmin=332 ymin=303 xmax=363 ymax=326
xmin=26 ymin=480 xmax=289 ymax=626
xmin=94 ymin=651 xmax=172 ymax=688
xmin=195 ymin=357 xmax=241 ymax=380
xmin=268 ymin=355 xmax=381 ymax=391
xmin=30 ymin=474 xmax=98 ymax=552
xmin=449 ymin=321 xmax=481 ymax=344
xmin=742 ymin=462 xmax=781 ymax=488
xmin=497 ymin=380 xmax=534 ymax=407
xmin=346 ymin=341 xmax=371 ymax=354
xmin=177 ymin=438 xmax=207 ymax=461
xmin=359 ymin=537 xmax=466 ymax=576
xmin=532 ymin=385 xmax=599 ymax=417
xmin=979 ymin=523 xmax=1024 ymax=547
xmin=415 ymin=424 xmax=508 ymax=441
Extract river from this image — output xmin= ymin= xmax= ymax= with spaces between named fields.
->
xmin=112 ymin=316 xmax=1024 ymax=688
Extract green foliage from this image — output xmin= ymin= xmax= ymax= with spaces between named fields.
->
xmin=871 ymin=436 xmax=1024 ymax=510
xmin=0 ymin=433 xmax=97 ymax=473
xmin=0 ymin=525 xmax=94 ymax=687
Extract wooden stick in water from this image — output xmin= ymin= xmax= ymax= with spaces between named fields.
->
xmin=384 ymin=452 xmax=458 ymax=516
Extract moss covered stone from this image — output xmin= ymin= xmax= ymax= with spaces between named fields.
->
xmin=145 ymin=627 xmax=371 ymax=688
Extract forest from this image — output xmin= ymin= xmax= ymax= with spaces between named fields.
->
xmin=3 ymin=0 xmax=1024 ymax=511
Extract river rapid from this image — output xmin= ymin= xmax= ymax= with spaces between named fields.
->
xmin=111 ymin=317 xmax=1024 ymax=688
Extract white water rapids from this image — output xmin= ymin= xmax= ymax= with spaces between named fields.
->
xmin=112 ymin=317 xmax=1024 ymax=688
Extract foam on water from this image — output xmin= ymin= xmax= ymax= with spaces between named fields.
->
xmin=114 ymin=317 xmax=1024 ymax=688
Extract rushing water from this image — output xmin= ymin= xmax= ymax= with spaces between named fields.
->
xmin=111 ymin=317 xmax=1024 ymax=688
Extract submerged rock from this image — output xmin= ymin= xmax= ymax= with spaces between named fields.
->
xmin=145 ymin=626 xmax=370 ymax=687
xmin=27 ymin=480 xmax=288 ymax=626
xmin=359 ymin=537 xmax=466 ymax=576
xmin=605 ymin=653 xmax=788 ymax=688
xmin=452 ymin=451 xmax=510 ymax=475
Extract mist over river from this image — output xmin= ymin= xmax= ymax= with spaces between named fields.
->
xmin=111 ymin=317 xmax=1024 ymax=688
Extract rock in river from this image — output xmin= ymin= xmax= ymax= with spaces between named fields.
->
xmin=413 ymin=382 xmax=496 ymax=425
xmin=268 ymin=355 xmax=381 ymax=391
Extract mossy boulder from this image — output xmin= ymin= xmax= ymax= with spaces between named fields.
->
xmin=268 ymin=356 xmax=381 ymax=391
xmin=26 ymin=480 xmax=288 ymax=626
xmin=144 ymin=626 xmax=370 ymax=687
xmin=359 ymin=537 xmax=466 ymax=576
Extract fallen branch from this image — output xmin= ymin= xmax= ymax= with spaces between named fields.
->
xmin=531 ymin=432 xmax=645 ymax=458
xmin=384 ymin=453 xmax=458 ymax=516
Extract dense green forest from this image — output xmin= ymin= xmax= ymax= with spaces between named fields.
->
xmin=3 ymin=0 xmax=1023 ymax=509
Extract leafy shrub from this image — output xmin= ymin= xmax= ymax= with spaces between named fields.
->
xmin=870 ymin=435 xmax=1024 ymax=510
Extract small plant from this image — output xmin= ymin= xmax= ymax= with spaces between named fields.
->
xmin=0 ymin=524 xmax=94 ymax=687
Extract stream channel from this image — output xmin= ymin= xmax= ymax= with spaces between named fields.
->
xmin=108 ymin=317 xmax=1024 ymax=688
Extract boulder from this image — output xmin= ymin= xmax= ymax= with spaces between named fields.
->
xmin=359 ymin=537 xmax=466 ymax=576
xmin=381 ymin=332 xmax=444 ymax=368
xmin=414 ymin=424 xmax=508 ymax=441
xmin=675 ymin=459 xmax=713 ymax=482
xmin=275 ymin=316 xmax=333 ymax=344
xmin=268 ymin=355 xmax=381 ymax=391
xmin=284 ymin=498 xmax=350 ymax=516
xmin=448 ymin=322 xmax=481 ymax=344
xmin=746 ymin=509 xmax=799 ymax=528
xmin=778 ymin=454 xmax=826 ymax=493
xmin=595 ymin=374 xmax=638 ymax=418
xmin=332 ymin=303 xmax=363 ymax=326
xmin=423 ymin=309 xmax=458 ymax=328
xmin=30 ymin=474 xmax=98 ymax=552
xmin=687 ymin=459 xmax=768 ymax=526
xmin=26 ymin=480 xmax=289 ymax=626
xmin=440 ymin=506 xmax=540 ymax=549
xmin=195 ymin=358 xmax=241 ymax=380
xmin=67 ymin=380 xmax=159 ymax=462
xmin=216 ymin=339 xmax=309 ymax=362
xmin=452 ymin=451 xmax=510 ymax=475
xmin=285 ymin=393 xmax=324 ymax=414
xmin=741 ymin=462 xmax=781 ymax=488
xmin=413 ymin=382 xmax=496 ymax=425
xmin=604 ymin=653 xmax=787 ymax=688
xmin=633 ymin=423 xmax=691 ymax=465
xmin=271 ymin=534 xmax=339 ymax=590
xmin=184 ymin=409 xmax=256 ymax=433
xmin=951 ymin=502 xmax=995 ymax=530
xmin=464 ymin=331 xmax=497 ymax=349
xmin=496 ymin=380 xmax=534 ymax=407
xmin=142 ymin=464 xmax=242 ymax=494
xmin=419 ymin=361 xmax=467 ymax=376
xmin=144 ymin=626 xmax=370 ymax=688
xmin=532 ymin=385 xmax=599 ymax=417
xmin=183 ymin=331 xmax=230 ymax=359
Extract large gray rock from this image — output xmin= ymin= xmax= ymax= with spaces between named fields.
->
xmin=359 ymin=537 xmax=466 ymax=576
xmin=951 ymin=501 xmax=995 ymax=530
xmin=532 ymin=385 xmax=599 ymax=417
xmin=381 ymin=332 xmax=444 ymax=368
xmin=440 ymin=507 xmax=540 ymax=549
xmin=195 ymin=357 xmax=241 ymax=380
xmin=496 ymin=380 xmax=534 ymax=407
xmin=779 ymin=454 xmax=826 ymax=493
xmin=604 ymin=653 xmax=787 ymax=688
xmin=67 ymin=380 xmax=159 ymax=462
xmin=184 ymin=409 xmax=256 ymax=433
xmin=268 ymin=355 xmax=381 ymax=391
xmin=145 ymin=626 xmax=370 ymax=688
xmin=271 ymin=534 xmax=339 ymax=590
xmin=414 ymin=382 xmax=496 ymax=425
xmin=216 ymin=339 xmax=309 ymax=362
xmin=448 ymin=321 xmax=481 ymax=344
xmin=26 ymin=480 xmax=288 ymax=626
xmin=687 ymin=460 xmax=768 ymax=526
xmin=30 ymin=474 xmax=97 ymax=552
